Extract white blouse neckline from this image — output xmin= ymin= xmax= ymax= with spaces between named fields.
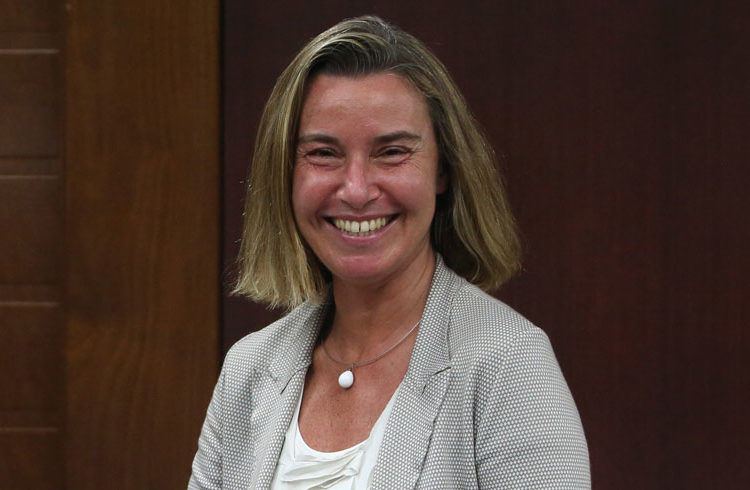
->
xmin=272 ymin=384 xmax=400 ymax=489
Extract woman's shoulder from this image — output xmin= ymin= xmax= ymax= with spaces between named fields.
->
xmin=435 ymin=256 xmax=546 ymax=347
xmin=450 ymin=277 xmax=540 ymax=336
xmin=447 ymin=279 xmax=555 ymax=371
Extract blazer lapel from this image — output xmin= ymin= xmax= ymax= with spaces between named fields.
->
xmin=248 ymin=302 xmax=328 ymax=489
xmin=370 ymin=257 xmax=458 ymax=489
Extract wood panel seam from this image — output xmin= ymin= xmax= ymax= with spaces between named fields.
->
xmin=0 ymin=48 xmax=58 ymax=54
xmin=0 ymin=428 xmax=59 ymax=433
xmin=0 ymin=301 xmax=60 ymax=307
xmin=0 ymin=174 xmax=58 ymax=178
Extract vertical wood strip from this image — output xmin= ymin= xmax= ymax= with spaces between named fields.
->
xmin=0 ymin=2 xmax=65 ymax=488
xmin=0 ymin=431 xmax=63 ymax=490
xmin=65 ymin=1 xmax=219 ymax=488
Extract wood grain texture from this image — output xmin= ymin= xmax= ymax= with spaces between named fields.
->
xmin=0 ymin=158 xmax=60 ymax=175
xmin=0 ymin=177 xmax=61 ymax=284
xmin=222 ymin=1 xmax=750 ymax=488
xmin=0 ymin=0 xmax=59 ymax=32
xmin=0 ymin=33 xmax=60 ymax=49
xmin=0 ymin=285 xmax=59 ymax=303
xmin=0 ymin=2 xmax=65 ymax=489
xmin=0 ymin=430 xmax=62 ymax=490
xmin=65 ymin=0 xmax=220 ymax=488
xmin=0 ymin=53 xmax=60 ymax=157
xmin=660 ymin=3 xmax=750 ymax=487
xmin=0 ymin=305 xmax=62 ymax=428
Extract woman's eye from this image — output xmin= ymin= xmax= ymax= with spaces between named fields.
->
xmin=298 ymin=147 xmax=342 ymax=167
xmin=379 ymin=147 xmax=412 ymax=160
xmin=309 ymin=148 xmax=336 ymax=158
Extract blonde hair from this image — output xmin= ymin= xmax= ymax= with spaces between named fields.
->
xmin=235 ymin=16 xmax=521 ymax=309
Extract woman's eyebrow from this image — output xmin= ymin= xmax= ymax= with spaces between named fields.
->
xmin=297 ymin=133 xmax=339 ymax=145
xmin=297 ymin=131 xmax=422 ymax=145
xmin=374 ymin=131 xmax=422 ymax=144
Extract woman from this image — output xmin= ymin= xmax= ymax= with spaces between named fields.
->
xmin=190 ymin=16 xmax=589 ymax=489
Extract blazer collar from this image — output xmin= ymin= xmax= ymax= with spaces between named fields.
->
xmin=370 ymin=254 xmax=460 ymax=489
xmin=403 ymin=254 xmax=455 ymax=389
xmin=268 ymin=300 xmax=329 ymax=393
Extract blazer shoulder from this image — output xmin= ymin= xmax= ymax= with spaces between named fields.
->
xmin=448 ymin=281 xmax=552 ymax=368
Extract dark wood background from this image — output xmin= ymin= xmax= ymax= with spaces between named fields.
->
xmin=1 ymin=0 xmax=219 ymax=488
xmin=222 ymin=1 xmax=750 ymax=489
xmin=1 ymin=1 xmax=65 ymax=488
xmin=65 ymin=1 xmax=220 ymax=488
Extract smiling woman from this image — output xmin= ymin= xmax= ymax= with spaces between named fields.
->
xmin=190 ymin=16 xmax=590 ymax=489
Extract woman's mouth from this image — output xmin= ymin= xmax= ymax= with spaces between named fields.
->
xmin=328 ymin=216 xmax=395 ymax=236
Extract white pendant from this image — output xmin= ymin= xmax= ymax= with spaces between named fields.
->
xmin=338 ymin=370 xmax=354 ymax=389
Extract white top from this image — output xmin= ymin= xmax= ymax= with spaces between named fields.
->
xmin=271 ymin=385 xmax=399 ymax=489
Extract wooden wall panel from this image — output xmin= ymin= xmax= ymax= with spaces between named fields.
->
xmin=0 ymin=158 xmax=60 ymax=175
xmin=0 ymin=1 xmax=64 ymax=489
xmin=0 ymin=178 xmax=61 ymax=284
xmin=660 ymin=4 xmax=750 ymax=487
xmin=222 ymin=1 xmax=750 ymax=488
xmin=0 ymin=0 xmax=59 ymax=32
xmin=0 ymin=431 xmax=63 ymax=490
xmin=0 ymin=54 xmax=60 ymax=156
xmin=0 ymin=305 xmax=62 ymax=427
xmin=65 ymin=1 xmax=219 ymax=488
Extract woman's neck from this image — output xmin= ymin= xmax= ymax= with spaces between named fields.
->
xmin=326 ymin=250 xmax=436 ymax=359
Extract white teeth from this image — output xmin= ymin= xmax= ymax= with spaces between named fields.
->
xmin=332 ymin=217 xmax=390 ymax=235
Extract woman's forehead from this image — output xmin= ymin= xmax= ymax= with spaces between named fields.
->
xmin=298 ymin=73 xmax=432 ymax=138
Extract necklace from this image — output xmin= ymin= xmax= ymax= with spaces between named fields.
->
xmin=322 ymin=320 xmax=420 ymax=389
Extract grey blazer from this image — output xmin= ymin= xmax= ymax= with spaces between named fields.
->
xmin=189 ymin=258 xmax=590 ymax=489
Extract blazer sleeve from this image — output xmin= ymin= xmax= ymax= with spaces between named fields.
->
xmin=188 ymin=365 xmax=226 ymax=489
xmin=474 ymin=327 xmax=591 ymax=489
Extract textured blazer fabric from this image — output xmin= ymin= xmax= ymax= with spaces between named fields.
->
xmin=189 ymin=258 xmax=591 ymax=489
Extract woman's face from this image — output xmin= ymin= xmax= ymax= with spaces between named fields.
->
xmin=292 ymin=72 xmax=446 ymax=287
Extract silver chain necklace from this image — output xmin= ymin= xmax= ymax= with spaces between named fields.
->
xmin=322 ymin=320 xmax=420 ymax=389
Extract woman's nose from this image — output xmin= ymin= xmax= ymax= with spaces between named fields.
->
xmin=337 ymin=155 xmax=379 ymax=209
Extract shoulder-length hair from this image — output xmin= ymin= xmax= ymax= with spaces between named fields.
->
xmin=235 ymin=15 xmax=521 ymax=309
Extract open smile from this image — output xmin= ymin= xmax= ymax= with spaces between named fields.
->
xmin=326 ymin=215 xmax=397 ymax=236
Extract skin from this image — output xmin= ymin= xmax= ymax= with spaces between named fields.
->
xmin=292 ymin=72 xmax=446 ymax=451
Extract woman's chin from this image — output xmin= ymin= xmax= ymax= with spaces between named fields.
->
xmin=326 ymin=255 xmax=395 ymax=286
xmin=326 ymin=247 xmax=433 ymax=290
xmin=330 ymin=265 xmax=388 ymax=287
